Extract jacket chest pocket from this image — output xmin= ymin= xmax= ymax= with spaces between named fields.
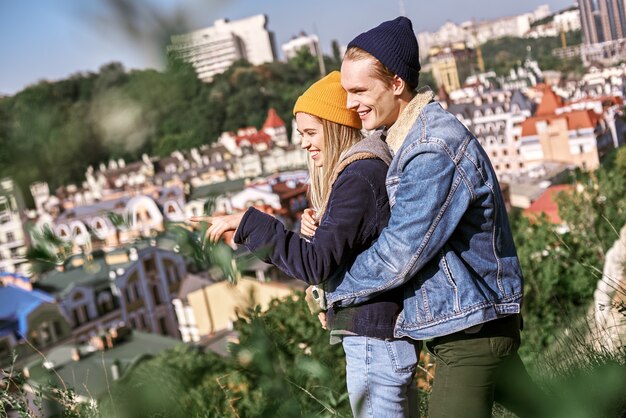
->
xmin=385 ymin=176 xmax=400 ymax=208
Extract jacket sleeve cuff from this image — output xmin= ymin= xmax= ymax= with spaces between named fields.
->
xmin=234 ymin=207 xmax=274 ymax=250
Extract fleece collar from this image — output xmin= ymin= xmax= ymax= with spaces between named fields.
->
xmin=327 ymin=130 xmax=391 ymax=188
xmin=386 ymin=86 xmax=435 ymax=153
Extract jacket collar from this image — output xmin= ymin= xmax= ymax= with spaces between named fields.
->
xmin=327 ymin=130 xmax=391 ymax=189
xmin=386 ymin=86 xmax=435 ymax=153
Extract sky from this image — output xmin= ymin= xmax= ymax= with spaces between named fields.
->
xmin=0 ymin=0 xmax=576 ymax=96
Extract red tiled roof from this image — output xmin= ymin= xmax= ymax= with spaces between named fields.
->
xmin=520 ymin=110 xmax=602 ymax=137
xmin=263 ymin=108 xmax=285 ymax=129
xmin=235 ymin=131 xmax=271 ymax=146
xmin=535 ymin=86 xmax=563 ymax=116
xmin=567 ymin=95 xmax=624 ymax=107
xmin=523 ymin=184 xmax=574 ymax=224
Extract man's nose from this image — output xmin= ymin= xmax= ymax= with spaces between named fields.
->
xmin=346 ymin=93 xmax=358 ymax=110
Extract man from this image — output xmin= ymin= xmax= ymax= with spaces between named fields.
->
xmin=320 ymin=16 xmax=548 ymax=418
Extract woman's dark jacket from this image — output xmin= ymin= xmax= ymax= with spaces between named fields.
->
xmin=234 ymin=133 xmax=403 ymax=339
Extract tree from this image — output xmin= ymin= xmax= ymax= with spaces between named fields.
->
xmin=512 ymin=147 xmax=626 ymax=364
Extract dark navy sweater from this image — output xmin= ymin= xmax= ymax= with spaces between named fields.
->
xmin=234 ymin=158 xmax=403 ymax=340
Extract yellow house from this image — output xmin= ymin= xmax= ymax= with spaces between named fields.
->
xmin=175 ymin=276 xmax=303 ymax=341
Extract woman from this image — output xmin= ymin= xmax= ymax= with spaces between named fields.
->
xmin=192 ymin=71 xmax=419 ymax=417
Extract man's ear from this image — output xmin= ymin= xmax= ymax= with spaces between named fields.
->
xmin=391 ymin=75 xmax=406 ymax=97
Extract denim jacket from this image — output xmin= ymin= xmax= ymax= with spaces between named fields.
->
xmin=325 ymin=87 xmax=524 ymax=340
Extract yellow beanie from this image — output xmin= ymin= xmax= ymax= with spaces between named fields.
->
xmin=293 ymin=71 xmax=362 ymax=129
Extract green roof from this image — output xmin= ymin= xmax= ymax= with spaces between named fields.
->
xmin=189 ymin=179 xmax=246 ymax=201
xmin=36 ymin=258 xmax=111 ymax=296
xmin=26 ymin=331 xmax=180 ymax=400
xmin=35 ymin=238 xmax=182 ymax=296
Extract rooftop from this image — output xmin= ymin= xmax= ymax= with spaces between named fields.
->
xmin=0 ymin=284 xmax=55 ymax=337
xmin=25 ymin=329 xmax=180 ymax=400
xmin=524 ymin=184 xmax=575 ymax=224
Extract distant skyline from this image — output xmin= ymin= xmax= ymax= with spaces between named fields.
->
xmin=0 ymin=0 xmax=576 ymax=95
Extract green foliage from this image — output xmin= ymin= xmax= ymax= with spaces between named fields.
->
xmin=25 ymin=224 xmax=73 ymax=275
xmin=97 ymin=345 xmax=230 ymax=417
xmin=99 ymin=293 xmax=351 ymax=417
xmin=480 ymin=31 xmax=584 ymax=76
xmin=513 ymin=147 xmax=626 ymax=364
xmin=418 ymin=71 xmax=436 ymax=90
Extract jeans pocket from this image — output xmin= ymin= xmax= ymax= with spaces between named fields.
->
xmin=384 ymin=339 xmax=418 ymax=374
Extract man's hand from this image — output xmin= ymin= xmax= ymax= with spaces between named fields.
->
xmin=190 ymin=213 xmax=245 ymax=243
xmin=300 ymin=208 xmax=319 ymax=237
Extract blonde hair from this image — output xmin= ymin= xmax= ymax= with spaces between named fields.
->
xmin=306 ymin=117 xmax=363 ymax=218
xmin=344 ymin=46 xmax=418 ymax=91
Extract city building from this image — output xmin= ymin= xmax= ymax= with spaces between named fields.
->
xmin=0 ymin=282 xmax=72 ymax=368
xmin=168 ymin=14 xmax=277 ymax=82
xmin=449 ymin=89 xmax=533 ymax=179
xmin=506 ymin=162 xmax=576 ymax=209
xmin=519 ymin=85 xmax=616 ymax=171
xmin=579 ymin=0 xmax=626 ymax=44
xmin=526 ymin=6 xmax=581 ymax=38
xmin=554 ymin=6 xmax=583 ymax=32
xmin=186 ymin=170 xmax=308 ymax=228
xmin=579 ymin=0 xmax=626 ymax=66
xmin=417 ymin=5 xmax=551 ymax=58
xmin=429 ymin=43 xmax=475 ymax=93
xmin=34 ymin=242 xmax=187 ymax=344
xmin=577 ymin=64 xmax=626 ymax=98
xmin=523 ymin=184 xmax=575 ymax=227
xmin=281 ymin=32 xmax=321 ymax=61
xmin=0 ymin=178 xmax=30 ymax=275
xmin=44 ymin=186 xmax=186 ymax=254
xmin=174 ymin=276 xmax=302 ymax=342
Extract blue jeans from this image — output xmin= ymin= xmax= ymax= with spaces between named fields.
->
xmin=342 ymin=336 xmax=421 ymax=417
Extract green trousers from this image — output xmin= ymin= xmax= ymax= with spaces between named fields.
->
xmin=425 ymin=315 xmax=550 ymax=418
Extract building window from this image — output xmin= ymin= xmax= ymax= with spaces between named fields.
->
xmin=97 ymin=292 xmax=114 ymax=314
xmin=143 ymin=258 xmax=156 ymax=273
xmin=71 ymin=306 xmax=88 ymax=326
xmin=159 ymin=317 xmax=168 ymax=336
xmin=124 ymin=288 xmax=133 ymax=304
xmin=53 ymin=321 xmax=63 ymax=340
xmin=152 ymin=285 xmax=161 ymax=305
xmin=0 ymin=199 xmax=10 ymax=224
xmin=39 ymin=322 xmax=52 ymax=346
xmin=168 ymin=266 xmax=179 ymax=284
xmin=80 ymin=305 xmax=89 ymax=323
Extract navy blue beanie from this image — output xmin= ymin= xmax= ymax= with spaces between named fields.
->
xmin=347 ymin=16 xmax=421 ymax=87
